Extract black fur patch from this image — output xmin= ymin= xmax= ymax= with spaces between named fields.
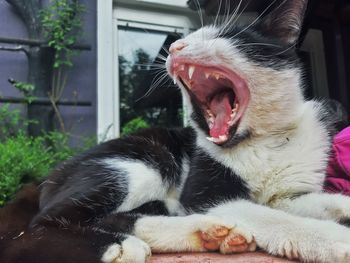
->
xmin=180 ymin=149 xmax=250 ymax=213
xmin=219 ymin=26 xmax=301 ymax=70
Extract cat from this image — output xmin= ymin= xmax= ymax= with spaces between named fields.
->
xmin=1 ymin=0 xmax=350 ymax=262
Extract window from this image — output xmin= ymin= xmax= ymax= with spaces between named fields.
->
xmin=117 ymin=26 xmax=183 ymax=134
xmin=98 ymin=0 xmax=201 ymax=139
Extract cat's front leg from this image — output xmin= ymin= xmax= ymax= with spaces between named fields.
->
xmin=133 ymin=214 xmax=256 ymax=254
xmin=275 ymin=192 xmax=350 ymax=224
xmin=101 ymin=235 xmax=152 ymax=263
xmin=208 ymin=200 xmax=350 ymax=263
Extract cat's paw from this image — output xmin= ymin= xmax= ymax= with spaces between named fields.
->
xmin=219 ymin=228 xmax=256 ymax=254
xmin=323 ymin=194 xmax=350 ymax=222
xmin=198 ymin=223 xmax=256 ymax=254
xmin=262 ymin=220 xmax=350 ymax=263
xmin=101 ymin=236 xmax=151 ymax=263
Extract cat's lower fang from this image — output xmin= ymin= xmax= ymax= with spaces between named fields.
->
xmin=206 ymin=135 xmax=228 ymax=143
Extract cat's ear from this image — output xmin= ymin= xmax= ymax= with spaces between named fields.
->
xmin=257 ymin=0 xmax=308 ymax=46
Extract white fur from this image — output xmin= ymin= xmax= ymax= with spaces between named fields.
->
xmin=163 ymin=156 xmax=190 ymax=216
xmin=101 ymin=236 xmax=151 ymax=263
xmin=207 ymin=200 xmax=350 ymax=263
xmin=102 ymin=157 xmax=189 ymax=215
xmin=102 ymin=158 xmax=167 ymax=212
xmin=277 ymin=192 xmax=350 ymax=221
xmin=101 ymin=243 xmax=121 ymax=263
xmin=133 ymin=214 xmax=253 ymax=253
xmin=196 ymin=100 xmax=330 ymax=206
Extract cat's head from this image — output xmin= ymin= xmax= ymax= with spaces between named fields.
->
xmin=166 ymin=0 xmax=308 ymax=147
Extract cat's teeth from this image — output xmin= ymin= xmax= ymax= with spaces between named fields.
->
xmin=230 ymin=111 xmax=237 ymax=118
xmin=173 ymin=73 xmax=178 ymax=84
xmin=206 ymin=137 xmax=216 ymax=142
xmin=205 ymin=72 xmax=210 ymax=79
xmin=213 ymin=73 xmax=221 ymax=80
xmin=206 ymin=136 xmax=220 ymax=143
xmin=207 ymin=110 xmax=214 ymax=117
xmin=206 ymin=135 xmax=228 ymax=143
xmin=188 ymin=66 xmax=195 ymax=79
xmin=219 ymin=135 xmax=228 ymax=141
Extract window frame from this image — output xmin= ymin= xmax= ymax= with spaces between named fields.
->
xmin=97 ymin=0 xmax=201 ymax=141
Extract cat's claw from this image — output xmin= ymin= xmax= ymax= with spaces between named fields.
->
xmin=101 ymin=236 xmax=151 ymax=263
xmin=198 ymin=224 xmax=256 ymax=254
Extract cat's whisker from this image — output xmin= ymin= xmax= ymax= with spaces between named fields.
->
xmin=157 ymin=55 xmax=167 ymax=60
xmin=133 ymin=64 xmax=166 ymax=71
xmin=232 ymin=0 xmax=284 ymax=39
xmin=134 ymin=62 xmax=165 ymax=66
xmin=213 ymin=0 xmax=223 ymax=27
xmin=268 ymin=42 xmax=297 ymax=57
xmin=207 ymin=0 xmax=243 ymax=49
xmin=220 ymin=0 xmax=233 ymax=33
xmin=218 ymin=0 xmax=243 ymax=36
xmin=148 ymin=74 xmax=170 ymax=94
xmin=161 ymin=46 xmax=170 ymax=56
xmin=137 ymin=71 xmax=169 ymax=101
xmin=238 ymin=43 xmax=283 ymax=48
xmin=134 ymin=67 xmax=166 ymax=72
xmin=150 ymin=70 xmax=169 ymax=85
xmin=228 ymin=0 xmax=252 ymax=31
xmin=192 ymin=0 xmax=204 ymax=40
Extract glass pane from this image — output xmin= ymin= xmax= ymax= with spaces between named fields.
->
xmin=118 ymin=26 xmax=183 ymax=134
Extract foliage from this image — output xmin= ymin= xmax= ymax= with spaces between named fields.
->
xmin=8 ymin=78 xmax=36 ymax=103
xmin=0 ymin=134 xmax=54 ymax=206
xmin=40 ymin=0 xmax=85 ymax=133
xmin=0 ymin=105 xmax=96 ymax=206
xmin=121 ymin=117 xmax=150 ymax=136
xmin=40 ymin=0 xmax=84 ymax=69
xmin=0 ymin=104 xmax=34 ymax=139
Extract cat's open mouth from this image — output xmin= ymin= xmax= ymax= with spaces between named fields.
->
xmin=171 ymin=61 xmax=250 ymax=145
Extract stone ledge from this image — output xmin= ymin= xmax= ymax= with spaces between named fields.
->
xmin=152 ymin=252 xmax=298 ymax=263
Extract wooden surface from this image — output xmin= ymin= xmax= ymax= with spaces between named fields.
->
xmin=152 ymin=252 xmax=298 ymax=263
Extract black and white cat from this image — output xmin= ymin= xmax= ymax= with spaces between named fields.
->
xmin=2 ymin=0 xmax=350 ymax=262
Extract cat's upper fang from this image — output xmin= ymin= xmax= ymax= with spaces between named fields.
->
xmin=188 ymin=65 xmax=195 ymax=79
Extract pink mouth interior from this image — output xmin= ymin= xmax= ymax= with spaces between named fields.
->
xmin=209 ymin=91 xmax=233 ymax=138
xmin=171 ymin=61 xmax=249 ymax=144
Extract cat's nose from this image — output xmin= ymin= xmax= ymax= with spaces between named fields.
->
xmin=169 ymin=41 xmax=187 ymax=53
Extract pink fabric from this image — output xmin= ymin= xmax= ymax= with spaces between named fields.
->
xmin=324 ymin=126 xmax=350 ymax=196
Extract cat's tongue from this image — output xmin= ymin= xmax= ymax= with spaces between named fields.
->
xmin=209 ymin=92 xmax=232 ymax=138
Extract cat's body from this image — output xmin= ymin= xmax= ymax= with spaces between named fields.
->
xmin=2 ymin=0 xmax=350 ymax=262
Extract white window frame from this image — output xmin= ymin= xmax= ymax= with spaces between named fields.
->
xmin=97 ymin=0 xmax=202 ymax=141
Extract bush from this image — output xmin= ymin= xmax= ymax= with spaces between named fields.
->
xmin=0 ymin=134 xmax=50 ymax=205
xmin=0 ymin=105 xmax=95 ymax=206
xmin=0 ymin=104 xmax=31 ymax=140
xmin=121 ymin=117 xmax=150 ymax=136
